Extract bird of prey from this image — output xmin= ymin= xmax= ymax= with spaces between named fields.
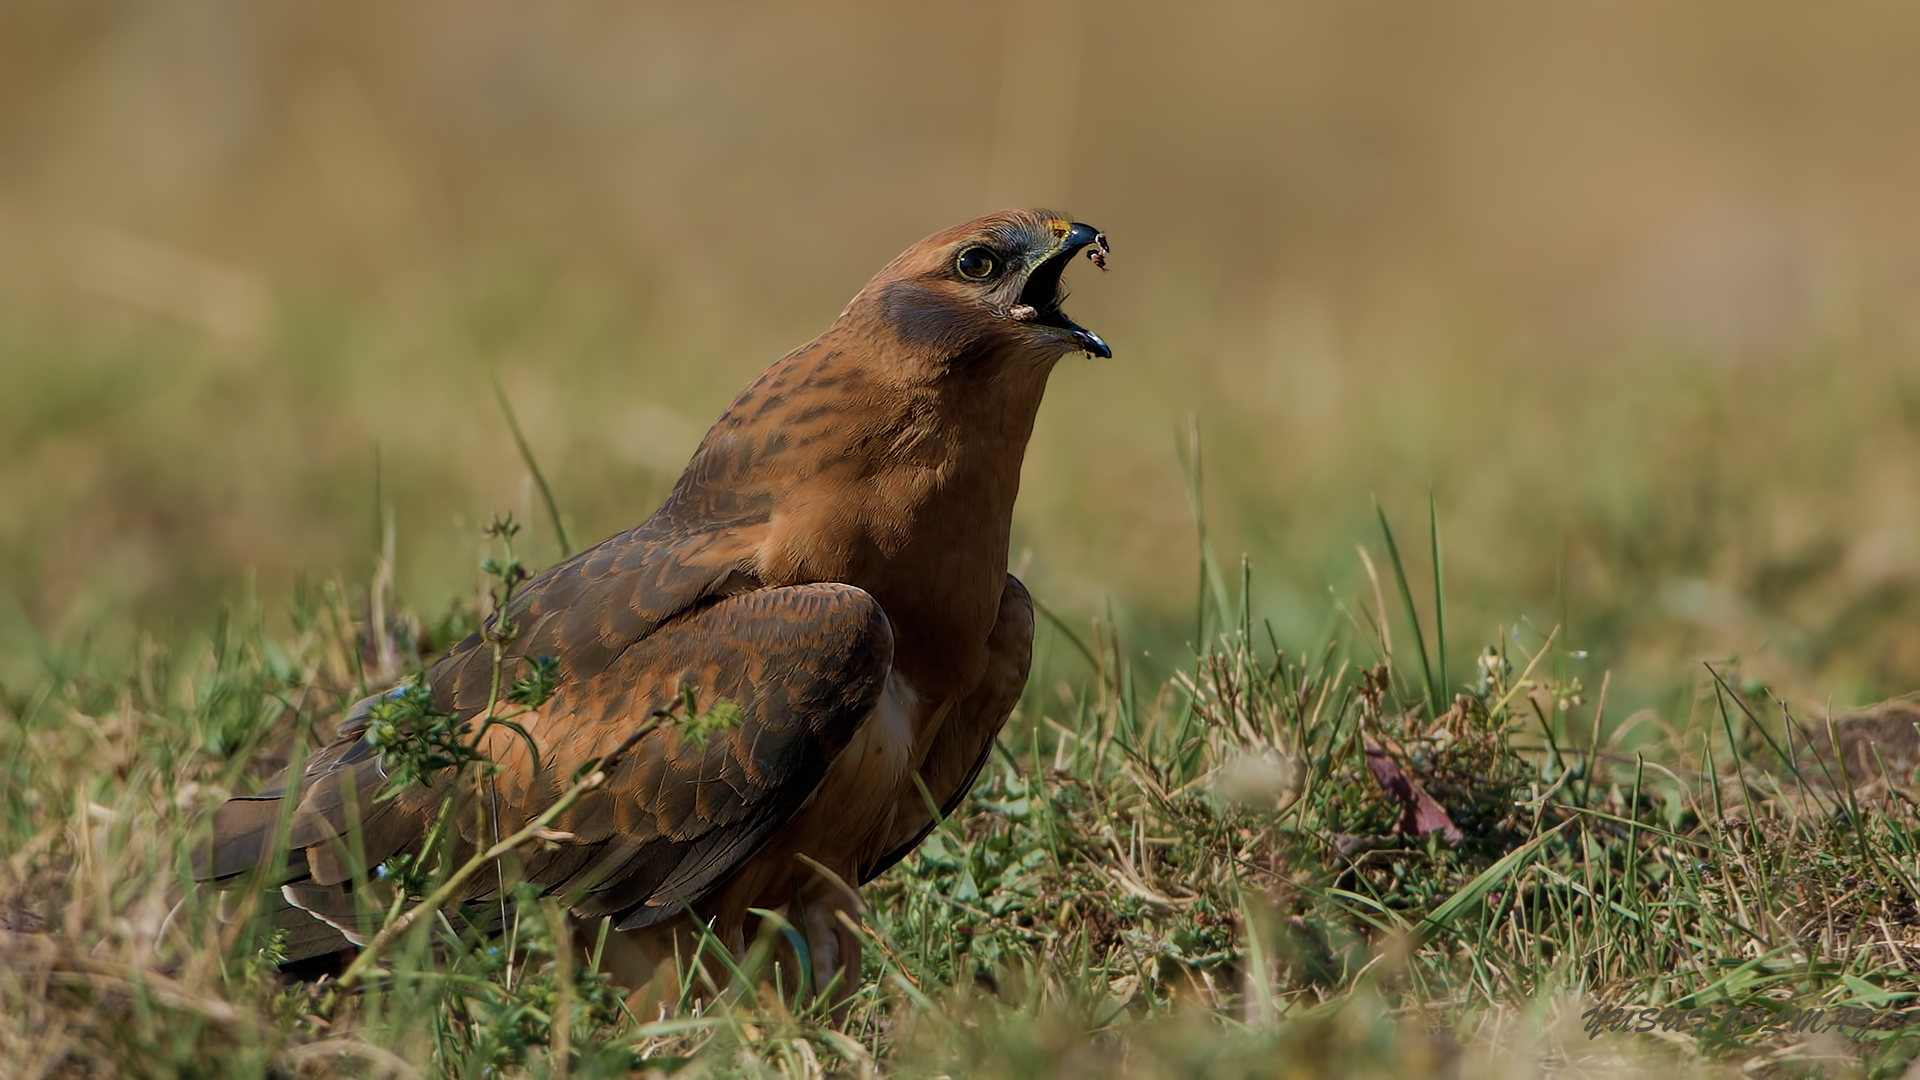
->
xmin=195 ymin=209 xmax=1112 ymax=999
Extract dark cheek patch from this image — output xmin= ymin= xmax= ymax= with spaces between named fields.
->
xmin=876 ymin=280 xmax=982 ymax=354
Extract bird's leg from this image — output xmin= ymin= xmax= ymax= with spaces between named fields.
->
xmin=588 ymin=919 xmax=686 ymax=1019
xmin=792 ymin=864 xmax=865 ymax=1005
xmin=592 ymin=914 xmax=748 ymax=1019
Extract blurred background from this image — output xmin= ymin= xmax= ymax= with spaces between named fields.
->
xmin=3 ymin=0 xmax=1919 ymax=716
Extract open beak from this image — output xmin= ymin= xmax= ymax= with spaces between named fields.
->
xmin=1019 ymin=221 xmax=1112 ymax=358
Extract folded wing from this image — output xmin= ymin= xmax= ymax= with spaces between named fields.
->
xmin=198 ymin=573 xmax=893 ymax=953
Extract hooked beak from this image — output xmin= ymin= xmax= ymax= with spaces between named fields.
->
xmin=1018 ymin=221 xmax=1111 ymax=358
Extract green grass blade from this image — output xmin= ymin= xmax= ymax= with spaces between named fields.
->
xmin=1429 ymin=489 xmax=1449 ymax=709
xmin=1416 ymin=820 xmax=1570 ymax=940
xmin=1033 ymin=596 xmax=1099 ymax=673
xmin=491 ymin=371 xmax=573 ymax=558
xmin=1374 ymin=497 xmax=1438 ymax=716
xmin=1179 ymin=417 xmax=1233 ymax=647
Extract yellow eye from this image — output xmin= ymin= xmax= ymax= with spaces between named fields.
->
xmin=955 ymin=246 xmax=999 ymax=280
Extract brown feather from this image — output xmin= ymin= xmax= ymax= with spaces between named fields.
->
xmin=861 ymin=575 xmax=1035 ymax=882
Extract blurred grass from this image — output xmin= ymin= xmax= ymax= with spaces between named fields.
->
xmin=3 ymin=3 xmax=1919 ymax=729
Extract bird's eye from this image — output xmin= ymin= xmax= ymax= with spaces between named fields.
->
xmin=955 ymin=246 xmax=999 ymax=281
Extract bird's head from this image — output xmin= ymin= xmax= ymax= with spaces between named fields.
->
xmin=855 ymin=208 xmax=1112 ymax=372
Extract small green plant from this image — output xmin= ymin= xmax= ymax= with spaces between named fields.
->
xmin=509 ymin=653 xmax=560 ymax=709
xmin=364 ymin=678 xmax=479 ymax=793
xmin=673 ymin=685 xmax=744 ymax=746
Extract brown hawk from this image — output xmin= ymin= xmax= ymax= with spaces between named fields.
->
xmin=195 ymin=209 xmax=1111 ymax=998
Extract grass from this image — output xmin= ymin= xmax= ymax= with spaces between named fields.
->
xmin=6 ymin=494 xmax=1920 ymax=1078
xmin=8 ymin=9 xmax=1920 ymax=1072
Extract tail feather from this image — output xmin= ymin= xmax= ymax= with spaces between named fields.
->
xmin=281 ymin=879 xmax=503 ymax=949
xmin=280 ymin=880 xmax=391 ymax=947
xmin=272 ymin=892 xmax=360 ymax=960
xmin=198 ymin=794 xmax=301 ymax=883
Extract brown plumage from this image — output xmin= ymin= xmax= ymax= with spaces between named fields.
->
xmin=194 ymin=209 xmax=1111 ymax=996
